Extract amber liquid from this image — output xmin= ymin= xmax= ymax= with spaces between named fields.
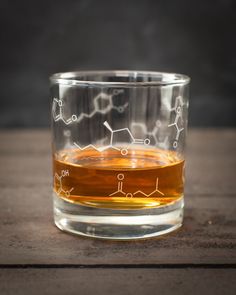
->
xmin=53 ymin=147 xmax=184 ymax=209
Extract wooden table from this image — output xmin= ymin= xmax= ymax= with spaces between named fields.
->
xmin=0 ymin=129 xmax=235 ymax=295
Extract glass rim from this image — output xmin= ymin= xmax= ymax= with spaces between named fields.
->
xmin=50 ymin=70 xmax=190 ymax=87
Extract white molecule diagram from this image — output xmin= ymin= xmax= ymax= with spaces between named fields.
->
xmin=109 ymin=173 xmax=164 ymax=198
xmin=52 ymin=89 xmax=128 ymax=125
xmin=52 ymin=98 xmax=77 ymax=125
xmin=74 ymin=121 xmax=150 ymax=155
xmin=54 ymin=170 xmax=74 ymax=197
xmin=168 ymin=96 xmax=185 ymax=148
xmin=131 ymin=120 xmax=168 ymax=149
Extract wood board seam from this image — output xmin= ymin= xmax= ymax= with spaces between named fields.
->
xmin=0 ymin=264 xmax=236 ymax=269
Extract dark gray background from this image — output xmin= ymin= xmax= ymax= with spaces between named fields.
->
xmin=1 ymin=0 xmax=235 ymax=127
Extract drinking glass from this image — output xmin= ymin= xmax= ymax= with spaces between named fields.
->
xmin=50 ymin=71 xmax=190 ymax=240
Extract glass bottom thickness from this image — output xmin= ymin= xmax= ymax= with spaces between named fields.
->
xmin=53 ymin=194 xmax=184 ymax=240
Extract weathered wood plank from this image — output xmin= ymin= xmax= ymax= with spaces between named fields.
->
xmin=0 ymin=129 xmax=235 ymax=194
xmin=0 ymin=129 xmax=235 ymax=265
xmin=0 ymin=189 xmax=235 ymax=264
xmin=0 ymin=269 xmax=235 ymax=295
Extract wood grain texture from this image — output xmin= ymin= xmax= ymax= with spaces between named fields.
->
xmin=0 ymin=191 xmax=235 ymax=264
xmin=0 ymin=129 xmax=236 ymax=295
xmin=0 ymin=269 xmax=236 ymax=295
xmin=0 ymin=129 xmax=235 ymax=265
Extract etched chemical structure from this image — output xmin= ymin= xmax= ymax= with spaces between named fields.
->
xmin=52 ymin=89 xmax=128 ymax=125
xmin=131 ymin=120 xmax=168 ymax=149
xmin=75 ymin=89 xmax=128 ymax=124
xmin=109 ymin=173 xmax=164 ymax=198
xmin=170 ymin=95 xmax=185 ymax=119
xmin=168 ymin=96 xmax=185 ymax=148
xmin=103 ymin=121 xmax=150 ymax=155
xmin=54 ymin=170 xmax=74 ymax=197
xmin=52 ymin=98 xmax=77 ymax=125
xmin=74 ymin=121 xmax=150 ymax=155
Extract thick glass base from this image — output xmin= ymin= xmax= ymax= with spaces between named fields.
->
xmin=53 ymin=194 xmax=184 ymax=240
